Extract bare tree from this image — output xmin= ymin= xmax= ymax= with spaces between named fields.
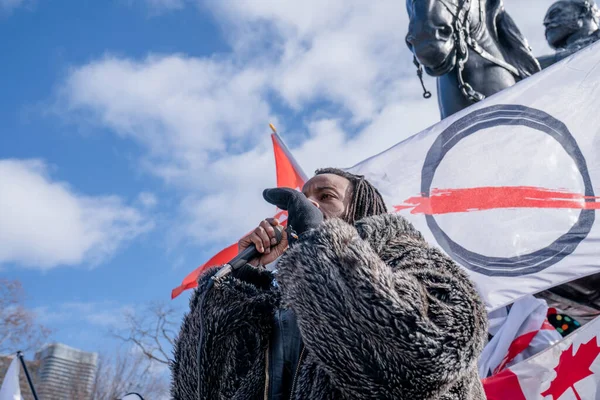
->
xmin=89 ymin=347 xmax=169 ymax=400
xmin=111 ymin=302 xmax=179 ymax=366
xmin=0 ymin=279 xmax=50 ymax=354
xmin=101 ymin=300 xmax=181 ymax=398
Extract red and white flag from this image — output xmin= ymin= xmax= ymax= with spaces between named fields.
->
xmin=479 ymin=295 xmax=562 ymax=378
xmin=171 ymin=129 xmax=307 ymax=299
xmin=483 ymin=316 xmax=600 ymax=400
xmin=349 ymin=41 xmax=600 ymax=312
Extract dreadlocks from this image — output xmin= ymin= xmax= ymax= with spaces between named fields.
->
xmin=315 ymin=167 xmax=388 ymax=224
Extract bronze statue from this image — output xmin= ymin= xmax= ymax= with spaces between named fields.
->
xmin=538 ymin=0 xmax=600 ymax=68
xmin=405 ymin=0 xmax=541 ymax=119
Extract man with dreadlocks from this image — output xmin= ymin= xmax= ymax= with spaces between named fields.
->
xmin=171 ymin=168 xmax=488 ymax=400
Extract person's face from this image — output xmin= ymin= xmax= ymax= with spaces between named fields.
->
xmin=544 ymin=2 xmax=583 ymax=49
xmin=302 ymin=174 xmax=352 ymax=220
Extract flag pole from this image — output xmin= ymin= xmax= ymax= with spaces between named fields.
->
xmin=17 ymin=351 xmax=39 ymax=400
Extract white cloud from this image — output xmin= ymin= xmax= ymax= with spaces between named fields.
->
xmin=58 ymin=0 xmax=562 ymax=248
xmin=0 ymin=159 xmax=153 ymax=269
xmin=211 ymin=1 xmax=418 ymax=122
xmin=61 ymin=55 xmax=272 ymax=183
xmin=137 ymin=192 xmax=158 ymax=209
xmin=59 ymin=54 xmax=282 ymax=243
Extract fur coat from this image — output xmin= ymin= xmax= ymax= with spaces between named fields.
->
xmin=171 ymin=214 xmax=488 ymax=399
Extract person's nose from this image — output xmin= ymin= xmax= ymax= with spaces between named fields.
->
xmin=307 ymin=197 xmax=320 ymax=209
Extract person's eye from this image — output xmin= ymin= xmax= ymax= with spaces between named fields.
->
xmin=320 ymin=193 xmax=333 ymax=200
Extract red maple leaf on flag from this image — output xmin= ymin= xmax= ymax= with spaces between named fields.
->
xmin=540 ymin=338 xmax=600 ymax=400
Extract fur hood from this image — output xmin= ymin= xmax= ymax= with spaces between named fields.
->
xmin=171 ymin=214 xmax=488 ymax=399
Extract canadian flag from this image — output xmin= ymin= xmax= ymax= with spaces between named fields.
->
xmin=171 ymin=128 xmax=307 ymax=299
xmin=0 ymin=356 xmax=21 ymax=400
xmin=483 ymin=315 xmax=600 ymax=400
xmin=478 ymin=295 xmax=562 ymax=378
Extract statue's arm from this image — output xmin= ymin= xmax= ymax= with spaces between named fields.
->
xmin=537 ymin=48 xmax=580 ymax=69
xmin=537 ymin=54 xmax=558 ymax=69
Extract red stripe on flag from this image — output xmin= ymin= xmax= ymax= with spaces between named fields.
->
xmin=482 ymin=369 xmax=526 ymax=400
xmin=394 ymin=186 xmax=600 ymax=215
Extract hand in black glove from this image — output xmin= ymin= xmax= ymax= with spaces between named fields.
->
xmin=263 ymin=188 xmax=324 ymax=237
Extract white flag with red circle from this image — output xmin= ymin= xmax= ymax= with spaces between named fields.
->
xmin=349 ymin=41 xmax=600 ymax=312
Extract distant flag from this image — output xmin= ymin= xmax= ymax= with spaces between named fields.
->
xmin=482 ymin=316 xmax=600 ymax=400
xmin=171 ymin=125 xmax=307 ymax=299
xmin=0 ymin=356 xmax=21 ymax=400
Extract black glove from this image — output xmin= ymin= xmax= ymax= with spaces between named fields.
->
xmin=263 ymin=188 xmax=323 ymax=242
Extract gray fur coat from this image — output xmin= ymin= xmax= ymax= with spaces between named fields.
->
xmin=171 ymin=214 xmax=488 ymax=399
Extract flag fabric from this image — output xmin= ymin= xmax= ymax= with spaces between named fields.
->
xmin=171 ymin=132 xmax=307 ymax=299
xmin=478 ymin=295 xmax=562 ymax=378
xmin=0 ymin=356 xmax=22 ymax=400
xmin=349 ymin=41 xmax=600 ymax=312
xmin=482 ymin=316 xmax=600 ymax=400
xmin=170 ymin=243 xmax=239 ymax=299
xmin=271 ymin=131 xmax=308 ymax=190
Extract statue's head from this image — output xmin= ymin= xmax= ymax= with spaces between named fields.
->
xmin=405 ymin=0 xmax=540 ymax=78
xmin=544 ymin=0 xmax=600 ymax=49
xmin=405 ymin=0 xmax=482 ymax=76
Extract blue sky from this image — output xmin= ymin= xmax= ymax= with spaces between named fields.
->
xmin=0 ymin=0 xmax=230 ymax=355
xmin=1 ymin=0 xmax=555 ymax=357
